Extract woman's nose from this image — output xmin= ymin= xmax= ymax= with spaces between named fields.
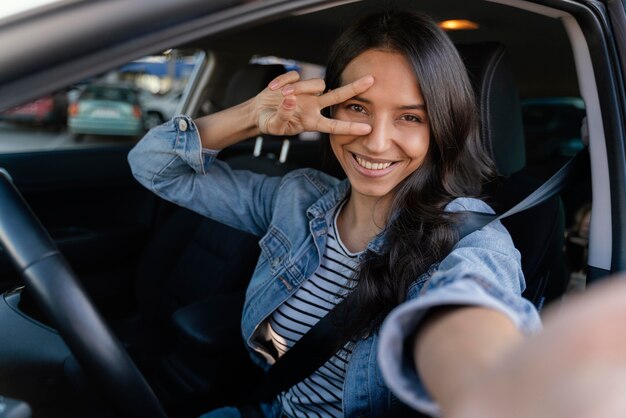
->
xmin=362 ymin=119 xmax=392 ymax=154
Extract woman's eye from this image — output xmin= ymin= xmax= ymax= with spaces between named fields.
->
xmin=401 ymin=114 xmax=423 ymax=123
xmin=348 ymin=104 xmax=366 ymax=114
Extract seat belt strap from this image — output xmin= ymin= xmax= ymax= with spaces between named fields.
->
xmin=457 ymin=147 xmax=590 ymax=239
xmin=245 ymin=296 xmax=352 ymax=403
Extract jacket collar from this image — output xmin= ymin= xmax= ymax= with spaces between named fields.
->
xmin=306 ymin=178 xmax=350 ymax=220
xmin=306 ymin=178 xmax=386 ymax=255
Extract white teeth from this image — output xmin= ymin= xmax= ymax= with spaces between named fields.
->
xmin=355 ymin=156 xmax=392 ymax=170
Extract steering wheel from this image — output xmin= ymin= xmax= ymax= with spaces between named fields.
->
xmin=0 ymin=171 xmax=168 ymax=418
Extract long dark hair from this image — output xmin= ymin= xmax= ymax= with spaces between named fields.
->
xmin=323 ymin=11 xmax=496 ymax=339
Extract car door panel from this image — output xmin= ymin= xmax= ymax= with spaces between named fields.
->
xmin=0 ymin=145 xmax=157 ymax=311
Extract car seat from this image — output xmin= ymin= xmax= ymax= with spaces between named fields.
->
xmin=389 ymin=41 xmax=570 ymax=418
xmin=116 ymin=65 xmax=298 ymax=416
xmin=219 ymin=64 xmax=329 ymax=175
xmin=116 ymin=207 xmax=263 ymax=416
xmin=457 ymin=41 xmax=567 ymax=309
xmin=219 ymin=64 xmax=303 ymax=175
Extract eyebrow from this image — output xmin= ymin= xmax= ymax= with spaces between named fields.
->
xmin=352 ymin=95 xmax=426 ymax=111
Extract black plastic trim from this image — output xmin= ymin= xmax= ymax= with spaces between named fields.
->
xmin=607 ymin=0 xmax=626 ymax=74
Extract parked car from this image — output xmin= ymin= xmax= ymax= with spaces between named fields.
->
xmin=0 ymin=90 xmax=67 ymax=129
xmin=67 ymin=83 xmax=144 ymax=140
xmin=0 ymin=1 xmax=623 ymax=418
xmin=139 ymin=89 xmax=183 ymax=130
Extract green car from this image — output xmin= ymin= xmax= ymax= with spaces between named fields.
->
xmin=68 ymin=84 xmax=143 ymax=140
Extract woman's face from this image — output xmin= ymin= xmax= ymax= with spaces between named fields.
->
xmin=330 ymin=49 xmax=430 ymax=204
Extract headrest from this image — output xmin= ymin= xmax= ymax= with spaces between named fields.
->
xmin=223 ymin=64 xmax=286 ymax=109
xmin=457 ymin=42 xmax=526 ymax=176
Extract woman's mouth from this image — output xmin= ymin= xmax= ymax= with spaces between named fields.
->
xmin=351 ymin=153 xmax=398 ymax=177
xmin=355 ymin=155 xmax=392 ymax=170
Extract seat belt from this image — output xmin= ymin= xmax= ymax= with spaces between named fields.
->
xmin=242 ymin=147 xmax=591 ymax=406
xmin=245 ymin=294 xmax=354 ymax=403
xmin=457 ymin=147 xmax=589 ymax=239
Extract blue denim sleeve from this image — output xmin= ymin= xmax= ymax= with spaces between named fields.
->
xmin=377 ymin=197 xmax=542 ymax=417
xmin=128 ymin=115 xmax=282 ymax=237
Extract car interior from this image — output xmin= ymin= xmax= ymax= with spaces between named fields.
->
xmin=0 ymin=0 xmax=623 ymax=417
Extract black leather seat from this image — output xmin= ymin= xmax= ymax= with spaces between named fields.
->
xmin=220 ymin=64 xmax=329 ymax=175
xmin=119 ymin=208 xmax=262 ymax=416
xmin=220 ymin=64 xmax=303 ymax=175
xmin=118 ymin=64 xmax=296 ymax=417
xmin=391 ymin=41 xmax=570 ymax=418
xmin=457 ymin=42 xmax=567 ymax=310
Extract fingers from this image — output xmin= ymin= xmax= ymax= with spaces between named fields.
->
xmin=275 ymin=95 xmax=297 ymax=125
xmin=281 ymin=78 xmax=325 ymax=97
xmin=268 ymin=71 xmax=300 ymax=90
xmin=319 ymin=75 xmax=374 ymax=108
xmin=263 ymin=96 xmax=297 ymax=134
xmin=314 ymin=115 xmax=371 ymax=136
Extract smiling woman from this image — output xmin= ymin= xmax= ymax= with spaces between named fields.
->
xmin=129 ymin=9 xmax=538 ymax=418
xmin=0 ymin=0 xmax=625 ymax=417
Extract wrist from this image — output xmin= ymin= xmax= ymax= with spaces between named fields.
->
xmin=194 ymin=96 xmax=262 ymax=149
xmin=244 ymin=96 xmax=262 ymax=137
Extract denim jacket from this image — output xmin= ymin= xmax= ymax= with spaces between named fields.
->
xmin=128 ymin=115 xmax=541 ymax=418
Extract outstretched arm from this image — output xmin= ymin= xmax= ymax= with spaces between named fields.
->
xmin=376 ymin=201 xmax=541 ymax=417
xmin=445 ymin=276 xmax=626 ymax=418
xmin=413 ymin=306 xmax=522 ymax=415
xmin=194 ymin=71 xmax=374 ymax=150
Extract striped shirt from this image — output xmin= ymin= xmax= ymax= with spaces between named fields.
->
xmin=268 ymin=202 xmax=360 ymax=417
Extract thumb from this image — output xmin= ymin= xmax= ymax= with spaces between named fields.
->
xmin=263 ymin=95 xmax=296 ymax=135
xmin=275 ymin=95 xmax=296 ymax=122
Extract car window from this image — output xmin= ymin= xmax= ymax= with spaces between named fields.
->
xmin=522 ymin=97 xmax=587 ymax=176
xmin=0 ymin=49 xmax=203 ymax=153
xmin=519 ymin=96 xmax=590 ymax=291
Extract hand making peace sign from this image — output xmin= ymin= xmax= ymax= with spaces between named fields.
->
xmin=253 ymin=70 xmax=374 ymax=137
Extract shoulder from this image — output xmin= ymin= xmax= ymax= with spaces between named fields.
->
xmin=444 ymin=197 xmax=495 ymax=215
xmin=280 ymin=168 xmax=342 ymax=195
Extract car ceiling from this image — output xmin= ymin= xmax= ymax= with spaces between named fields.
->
xmin=205 ymin=0 xmax=579 ymax=99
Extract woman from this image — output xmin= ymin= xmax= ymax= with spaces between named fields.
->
xmin=129 ymin=10 xmax=540 ymax=418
